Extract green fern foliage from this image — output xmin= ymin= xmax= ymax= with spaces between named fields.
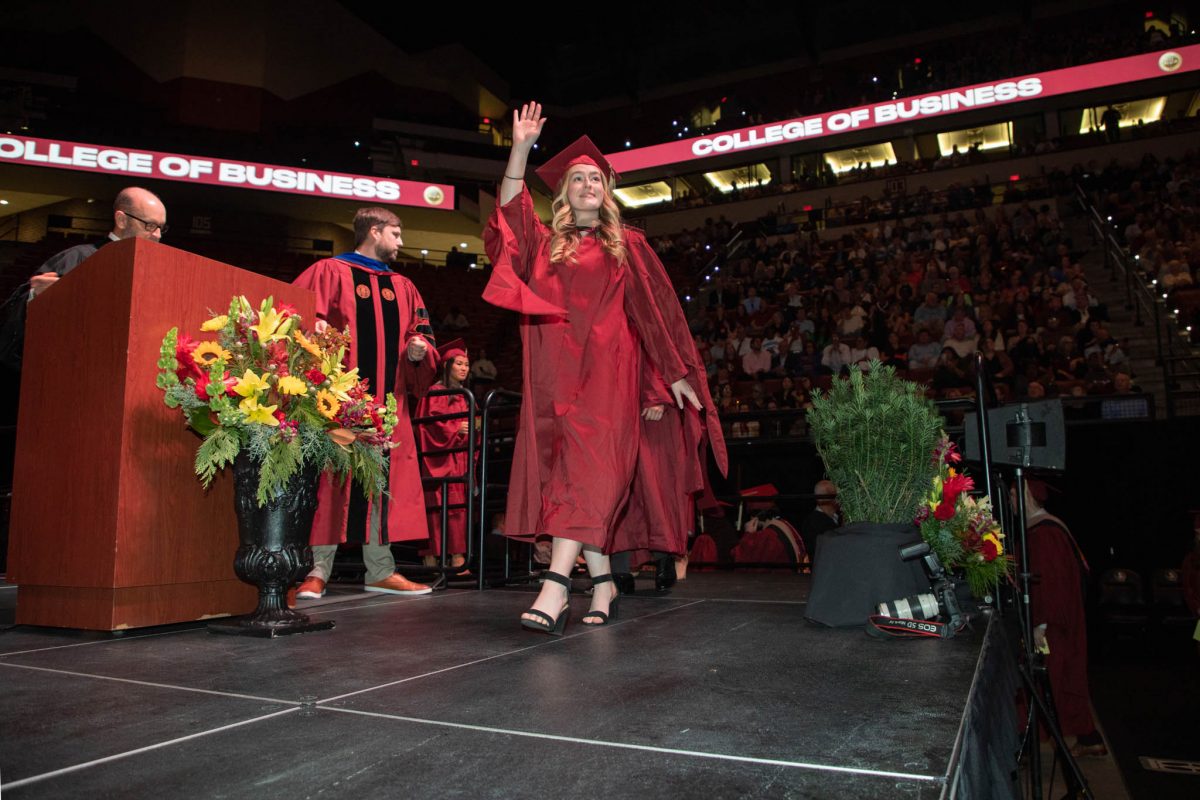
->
xmin=807 ymin=361 xmax=942 ymax=524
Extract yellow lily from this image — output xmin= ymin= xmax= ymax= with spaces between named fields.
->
xmin=327 ymin=367 xmax=360 ymax=401
xmin=238 ymin=396 xmax=280 ymax=426
xmin=232 ymin=369 xmax=270 ymax=398
xmin=250 ymin=306 xmax=289 ymax=342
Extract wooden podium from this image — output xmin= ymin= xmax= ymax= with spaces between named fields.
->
xmin=7 ymin=239 xmax=316 ymax=630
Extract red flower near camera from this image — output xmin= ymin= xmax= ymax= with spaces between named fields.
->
xmin=934 ymin=500 xmax=957 ymax=521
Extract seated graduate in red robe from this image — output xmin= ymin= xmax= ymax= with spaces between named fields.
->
xmin=415 ymin=339 xmax=472 ymax=571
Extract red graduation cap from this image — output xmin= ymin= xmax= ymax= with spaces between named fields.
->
xmin=534 ymin=135 xmax=619 ymax=192
xmin=440 ymin=338 xmax=467 ymax=362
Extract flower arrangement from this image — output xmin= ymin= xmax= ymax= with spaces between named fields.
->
xmin=155 ymin=295 xmax=398 ymax=506
xmin=914 ymin=435 xmax=1012 ymax=596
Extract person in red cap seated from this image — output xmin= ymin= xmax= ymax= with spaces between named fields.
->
xmin=416 ymin=339 xmax=472 ymax=571
xmin=292 ymin=207 xmax=436 ymax=599
xmin=483 ymin=102 xmax=722 ymax=634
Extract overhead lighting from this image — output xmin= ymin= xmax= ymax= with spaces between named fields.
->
xmin=613 ymin=181 xmax=674 ymax=208
xmin=0 ymin=199 xmax=8 ymax=205
xmin=937 ymin=123 xmax=1013 ymax=156
xmin=703 ymin=163 xmax=773 ymax=192
xmin=420 ymin=249 xmax=429 ymax=255
xmin=1079 ymin=97 xmax=1166 ymax=133
xmin=459 ymin=242 xmax=468 ymax=248
xmin=824 ymin=143 xmax=897 ymax=174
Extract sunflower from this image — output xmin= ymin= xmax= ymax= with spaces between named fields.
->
xmin=293 ymin=329 xmax=323 ymax=359
xmin=315 ymin=389 xmax=341 ymax=420
xmin=192 ymin=341 xmax=232 ymax=366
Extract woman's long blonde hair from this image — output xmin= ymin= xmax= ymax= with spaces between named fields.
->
xmin=549 ymin=167 xmax=626 ymax=265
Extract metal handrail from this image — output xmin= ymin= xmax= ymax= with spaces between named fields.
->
xmin=1076 ymin=183 xmax=1200 ymax=417
xmin=412 ymin=386 xmax=477 ymax=584
xmin=476 ymin=388 xmax=524 ymax=590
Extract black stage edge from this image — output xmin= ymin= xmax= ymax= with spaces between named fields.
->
xmin=0 ymin=574 xmax=1016 ymax=799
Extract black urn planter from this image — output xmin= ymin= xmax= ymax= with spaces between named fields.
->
xmin=208 ymin=454 xmax=335 ymax=638
xmin=804 ymin=522 xmax=929 ymax=627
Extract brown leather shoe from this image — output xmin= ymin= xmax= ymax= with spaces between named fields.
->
xmin=295 ymin=577 xmax=327 ymax=599
xmin=365 ymin=574 xmax=433 ymax=595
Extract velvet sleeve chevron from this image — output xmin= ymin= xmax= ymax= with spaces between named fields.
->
xmin=398 ymin=278 xmax=439 ymax=398
xmin=413 ymin=305 xmax=437 ymax=348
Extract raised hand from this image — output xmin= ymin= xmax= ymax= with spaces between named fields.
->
xmin=512 ymin=102 xmax=546 ymax=153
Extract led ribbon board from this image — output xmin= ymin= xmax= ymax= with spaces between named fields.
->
xmin=0 ymin=137 xmax=454 ymax=209
xmin=607 ymin=46 xmax=1200 ymax=173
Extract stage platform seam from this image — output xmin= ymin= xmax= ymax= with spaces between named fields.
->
xmin=317 ymin=599 xmax=706 ymax=705
xmin=323 ymin=705 xmax=947 ymax=784
xmin=0 ymin=707 xmax=299 ymax=792
xmin=0 ymin=661 xmax=299 ymax=705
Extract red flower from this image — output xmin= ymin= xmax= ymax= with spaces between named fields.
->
xmin=981 ymin=538 xmax=1000 ymax=562
xmin=305 ymin=368 xmax=327 ymax=385
xmin=278 ymin=303 xmax=299 ymax=318
xmin=267 ymin=340 xmax=289 ymax=367
xmin=942 ymin=473 xmax=974 ymax=506
xmin=274 ymin=409 xmax=287 ymax=423
xmin=175 ymin=335 xmax=204 ymax=382
xmin=934 ymin=500 xmax=957 ymax=521
xmin=914 ymin=505 xmax=931 ymax=525
xmin=195 ymin=370 xmax=237 ymax=402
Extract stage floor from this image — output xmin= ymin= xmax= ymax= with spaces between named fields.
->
xmin=2 ymin=573 xmax=993 ymax=798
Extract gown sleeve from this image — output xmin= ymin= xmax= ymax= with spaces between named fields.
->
xmin=417 ymin=391 xmax=465 ymax=451
xmin=482 ymin=186 xmax=567 ymax=316
xmin=398 ymin=278 xmax=439 ymax=397
xmin=622 ymin=230 xmax=688 ymax=384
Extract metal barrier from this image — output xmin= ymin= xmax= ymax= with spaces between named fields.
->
xmin=411 ymin=386 xmax=477 ymax=587
xmin=475 ymin=388 xmax=541 ymax=590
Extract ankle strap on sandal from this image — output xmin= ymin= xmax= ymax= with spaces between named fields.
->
xmin=590 ymin=573 xmax=613 ymax=585
xmin=543 ymin=570 xmax=572 ymax=589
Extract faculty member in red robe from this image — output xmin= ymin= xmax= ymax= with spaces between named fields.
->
xmin=1018 ymin=479 xmax=1106 ymax=757
xmin=416 ymin=339 xmax=472 ymax=570
xmin=293 ymin=207 xmax=437 ymax=598
xmin=484 ymin=103 xmax=713 ymax=634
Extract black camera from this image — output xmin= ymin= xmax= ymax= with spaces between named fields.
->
xmin=877 ymin=541 xmax=967 ymax=633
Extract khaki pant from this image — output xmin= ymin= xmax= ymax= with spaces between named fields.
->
xmin=307 ymin=500 xmax=396 ymax=584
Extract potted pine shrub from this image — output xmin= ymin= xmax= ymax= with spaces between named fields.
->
xmin=803 ymin=362 xmax=943 ymax=626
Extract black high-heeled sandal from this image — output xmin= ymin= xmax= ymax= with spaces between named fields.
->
xmin=581 ymin=573 xmax=620 ymax=626
xmin=654 ymin=556 xmax=677 ymax=594
xmin=521 ymin=570 xmax=571 ymax=636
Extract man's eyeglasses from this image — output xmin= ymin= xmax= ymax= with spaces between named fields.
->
xmin=122 ymin=210 xmax=168 ymax=235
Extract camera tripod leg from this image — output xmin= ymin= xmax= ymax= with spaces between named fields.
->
xmin=1016 ymin=660 xmax=1093 ymax=800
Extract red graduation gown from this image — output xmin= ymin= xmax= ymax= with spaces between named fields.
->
xmin=415 ymin=382 xmax=469 ymax=555
xmin=483 ymin=187 xmax=726 ymax=549
xmin=1025 ymin=511 xmax=1095 ymax=736
xmin=293 ymin=257 xmax=437 ymax=545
